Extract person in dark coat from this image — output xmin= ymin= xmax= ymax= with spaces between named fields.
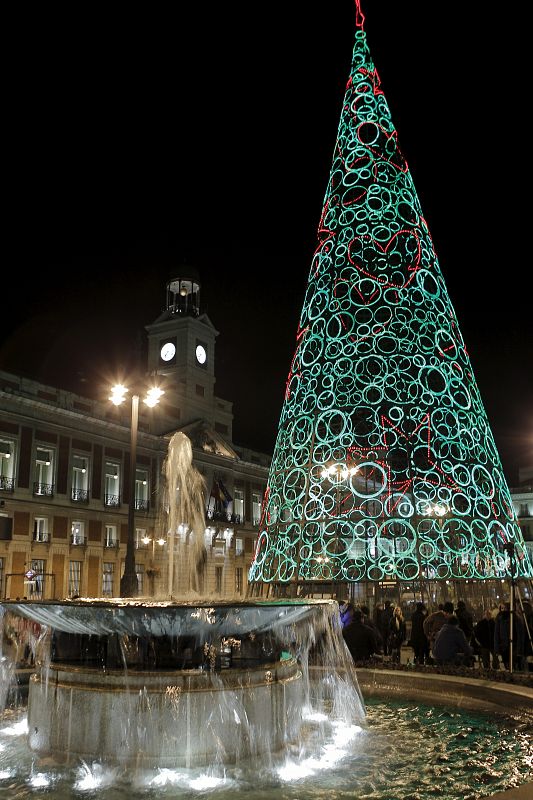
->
xmin=343 ymin=609 xmax=378 ymax=664
xmin=433 ymin=615 xmax=474 ymax=666
xmin=473 ymin=609 xmax=498 ymax=669
xmin=360 ymin=604 xmax=383 ymax=653
xmin=520 ymin=601 xmax=533 ymax=671
xmin=387 ymin=606 xmax=406 ymax=663
xmin=423 ymin=601 xmax=454 ymax=657
xmin=455 ymin=600 xmax=474 ymax=645
xmin=379 ymin=600 xmax=394 ymax=655
xmin=494 ymin=602 xmax=525 ymax=671
xmin=410 ymin=602 xmax=430 ymax=665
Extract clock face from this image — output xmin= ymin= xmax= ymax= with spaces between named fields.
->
xmin=195 ymin=344 xmax=207 ymax=365
xmin=160 ymin=342 xmax=176 ymax=362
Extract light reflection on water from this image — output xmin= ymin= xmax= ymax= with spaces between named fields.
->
xmin=0 ymin=699 xmax=531 ymax=799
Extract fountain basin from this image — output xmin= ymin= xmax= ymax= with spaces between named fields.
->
xmin=28 ymin=657 xmax=303 ymax=767
xmin=2 ymin=598 xmax=362 ymax=768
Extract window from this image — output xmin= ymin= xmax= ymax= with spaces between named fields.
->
xmin=29 ymin=559 xmax=45 ymax=599
xmin=71 ymin=454 xmax=89 ymax=501
xmin=102 ymin=562 xmax=114 ymax=596
xmin=233 ymin=488 xmax=244 ymax=521
xmin=104 ymin=462 xmax=120 ymax=506
xmin=34 ymin=447 xmax=54 ymax=496
xmin=252 ymin=492 xmax=262 ymax=526
xmin=71 ymin=520 xmax=85 ymax=545
xmin=34 ymin=517 xmax=50 ymax=542
xmin=0 ymin=439 xmax=15 ymax=491
xmin=213 ymin=538 xmax=226 ymax=557
xmin=68 ymin=561 xmax=82 ymax=597
xmin=235 ymin=537 xmax=244 ymax=556
xmin=215 ymin=566 xmax=223 ymax=594
xmin=136 ymin=563 xmax=145 ymax=595
xmin=135 ymin=469 xmax=149 ymax=511
xmin=235 ymin=567 xmax=243 ymax=595
xmin=136 ymin=528 xmax=149 ymax=548
xmin=105 ymin=524 xmax=118 ymax=547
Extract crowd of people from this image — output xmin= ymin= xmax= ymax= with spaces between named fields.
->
xmin=340 ymin=597 xmax=533 ymax=671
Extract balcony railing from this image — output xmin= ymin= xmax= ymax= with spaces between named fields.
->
xmin=33 ymin=482 xmax=54 ymax=497
xmin=71 ymin=488 xmax=89 ymax=503
xmin=134 ymin=499 xmax=149 ymax=512
xmin=70 ymin=534 xmax=87 ymax=546
xmin=104 ymin=539 xmax=119 ymax=548
xmin=33 ymin=532 xmax=51 ymax=543
xmin=206 ymin=510 xmax=242 ymax=525
xmin=104 ymin=494 xmax=121 ymax=508
xmin=0 ymin=476 xmax=14 ymax=492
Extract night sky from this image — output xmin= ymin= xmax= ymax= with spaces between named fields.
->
xmin=3 ymin=2 xmax=532 ymax=485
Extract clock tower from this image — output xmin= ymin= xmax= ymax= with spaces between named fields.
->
xmin=145 ymin=266 xmax=232 ymax=438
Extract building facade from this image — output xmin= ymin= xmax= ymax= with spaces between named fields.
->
xmin=510 ymin=466 xmax=533 ymax=566
xmin=0 ymin=268 xmax=270 ymax=600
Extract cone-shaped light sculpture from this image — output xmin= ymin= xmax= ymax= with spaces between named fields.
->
xmin=249 ymin=2 xmax=533 ymax=593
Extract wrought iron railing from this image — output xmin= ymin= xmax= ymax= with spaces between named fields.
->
xmin=134 ymin=499 xmax=149 ymax=511
xmin=33 ymin=531 xmax=51 ymax=543
xmin=104 ymin=494 xmax=120 ymax=507
xmin=70 ymin=534 xmax=87 ymax=546
xmin=33 ymin=482 xmax=54 ymax=497
xmin=104 ymin=539 xmax=119 ymax=548
xmin=206 ymin=510 xmax=242 ymax=524
xmin=0 ymin=476 xmax=14 ymax=492
xmin=71 ymin=488 xmax=89 ymax=503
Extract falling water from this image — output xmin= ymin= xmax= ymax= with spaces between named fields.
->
xmin=156 ymin=432 xmax=208 ymax=598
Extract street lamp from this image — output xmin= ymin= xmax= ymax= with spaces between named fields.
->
xmin=109 ymin=383 xmax=164 ymax=597
xmin=503 ymin=540 xmax=516 ymax=674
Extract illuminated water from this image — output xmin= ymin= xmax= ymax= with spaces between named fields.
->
xmin=0 ymin=698 xmax=530 ymax=799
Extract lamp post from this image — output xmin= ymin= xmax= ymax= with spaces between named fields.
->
xmin=422 ymin=501 xmax=449 ymax=606
xmin=110 ymin=383 xmax=164 ymax=598
xmin=503 ymin=540 xmax=516 ymax=674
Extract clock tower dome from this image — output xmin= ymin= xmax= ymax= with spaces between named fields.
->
xmin=145 ymin=266 xmax=232 ymax=438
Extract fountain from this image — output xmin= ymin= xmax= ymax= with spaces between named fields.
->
xmin=0 ymin=431 xmax=366 ymax=770
xmin=1 ymin=1 xmax=533 ymax=795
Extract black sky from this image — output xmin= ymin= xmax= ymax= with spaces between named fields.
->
xmin=3 ymin=1 xmax=532 ymax=484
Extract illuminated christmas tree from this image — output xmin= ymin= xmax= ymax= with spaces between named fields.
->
xmin=249 ymin=2 xmax=533 ymax=594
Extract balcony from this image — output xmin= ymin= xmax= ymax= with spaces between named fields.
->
xmin=104 ymin=539 xmax=119 ymax=548
xmin=70 ymin=534 xmax=87 ymax=546
xmin=104 ymin=494 xmax=121 ymax=508
xmin=134 ymin=499 xmax=149 ymax=512
xmin=206 ymin=509 xmax=242 ymax=525
xmin=33 ymin=482 xmax=54 ymax=497
xmin=71 ymin=488 xmax=89 ymax=503
xmin=32 ymin=531 xmax=51 ymax=544
xmin=0 ymin=476 xmax=14 ymax=492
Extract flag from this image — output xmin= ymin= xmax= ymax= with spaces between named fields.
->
xmin=209 ymin=479 xmax=223 ymax=511
xmin=218 ymin=478 xmax=233 ymax=510
xmin=210 ymin=480 xmax=222 ymax=501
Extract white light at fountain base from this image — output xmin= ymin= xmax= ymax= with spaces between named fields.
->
xmin=189 ymin=775 xmax=226 ymax=791
xmin=29 ymin=773 xmax=54 ymax=788
xmin=302 ymin=710 xmax=329 ymax=723
xmin=74 ymin=762 xmax=118 ymax=791
xmin=0 ymin=718 xmax=28 ymax=737
xmin=148 ymin=769 xmax=188 ymax=787
xmin=277 ymin=720 xmax=363 ymax=782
